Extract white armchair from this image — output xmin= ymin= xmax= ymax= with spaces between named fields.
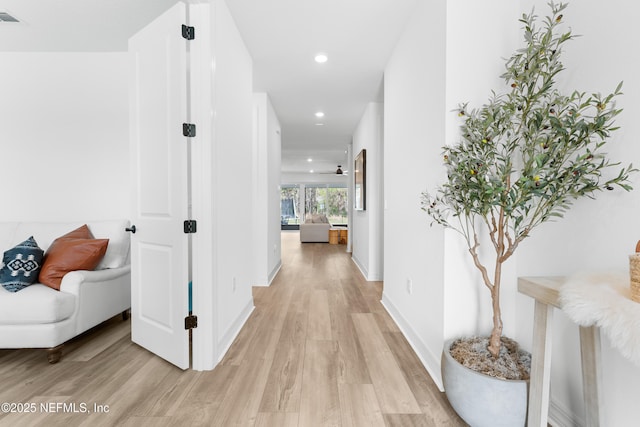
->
xmin=300 ymin=214 xmax=331 ymax=242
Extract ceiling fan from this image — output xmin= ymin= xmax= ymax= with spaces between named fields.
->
xmin=318 ymin=165 xmax=348 ymax=176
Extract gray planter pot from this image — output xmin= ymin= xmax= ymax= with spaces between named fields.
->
xmin=441 ymin=339 xmax=529 ymax=427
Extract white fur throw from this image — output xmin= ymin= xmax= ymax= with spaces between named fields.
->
xmin=560 ymin=273 xmax=640 ymax=366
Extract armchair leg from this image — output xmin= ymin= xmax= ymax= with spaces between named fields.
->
xmin=47 ymin=345 xmax=63 ymax=364
xmin=121 ymin=310 xmax=130 ymax=321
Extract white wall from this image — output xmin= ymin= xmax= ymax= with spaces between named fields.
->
xmin=266 ymin=96 xmax=282 ymax=285
xmin=211 ymin=0 xmax=254 ymax=359
xmin=513 ymin=1 xmax=640 ymax=426
xmin=0 ymin=53 xmax=129 ymax=222
xmin=253 ymin=92 xmax=282 ymax=286
xmin=442 ymin=0 xmax=521 ymax=342
xmin=352 ymin=102 xmax=383 ymax=280
xmin=382 ymin=0 xmax=447 ymax=387
xmin=192 ymin=0 xmax=255 ymax=368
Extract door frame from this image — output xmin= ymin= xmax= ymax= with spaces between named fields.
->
xmin=189 ymin=1 xmax=216 ymax=370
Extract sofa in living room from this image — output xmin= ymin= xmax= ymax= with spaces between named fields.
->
xmin=0 ymin=220 xmax=131 ymax=363
xmin=299 ymin=213 xmax=331 ymax=242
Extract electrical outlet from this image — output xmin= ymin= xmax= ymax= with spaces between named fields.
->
xmin=406 ymin=278 xmax=413 ymax=295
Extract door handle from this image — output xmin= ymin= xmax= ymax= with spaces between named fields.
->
xmin=125 ymin=225 xmax=137 ymax=234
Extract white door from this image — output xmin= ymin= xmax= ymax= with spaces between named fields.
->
xmin=129 ymin=2 xmax=190 ymax=369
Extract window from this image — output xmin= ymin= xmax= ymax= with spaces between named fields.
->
xmin=305 ymin=184 xmax=347 ymax=226
xmin=326 ymin=186 xmax=348 ymax=225
xmin=281 ymin=185 xmax=300 ymax=226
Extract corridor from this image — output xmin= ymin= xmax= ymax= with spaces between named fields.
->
xmin=0 ymin=231 xmax=464 ymax=426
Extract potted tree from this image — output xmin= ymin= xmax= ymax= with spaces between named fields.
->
xmin=422 ymin=2 xmax=634 ymax=425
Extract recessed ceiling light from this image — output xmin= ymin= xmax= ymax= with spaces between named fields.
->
xmin=307 ymin=158 xmax=313 ymax=162
xmin=315 ymin=112 xmax=325 ymax=118
xmin=315 ymin=123 xmax=325 ymax=126
xmin=314 ymin=53 xmax=328 ymax=63
xmin=310 ymin=170 xmax=314 ymax=173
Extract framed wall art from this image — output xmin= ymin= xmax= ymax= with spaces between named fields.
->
xmin=354 ymin=149 xmax=366 ymax=211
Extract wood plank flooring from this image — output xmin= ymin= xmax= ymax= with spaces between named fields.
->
xmin=0 ymin=231 xmax=465 ymax=426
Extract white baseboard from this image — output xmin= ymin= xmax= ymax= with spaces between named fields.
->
xmin=367 ymin=272 xmax=383 ymax=281
xmin=268 ymin=261 xmax=281 ymax=285
xmin=216 ymin=299 xmax=255 ymax=363
xmin=351 ymin=255 xmax=369 ymax=279
xmin=351 ymin=254 xmax=382 ymax=281
xmin=381 ymin=293 xmax=444 ymax=391
xmin=253 ymin=261 xmax=282 ymax=287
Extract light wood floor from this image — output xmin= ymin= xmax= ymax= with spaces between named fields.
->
xmin=0 ymin=231 xmax=465 ymax=427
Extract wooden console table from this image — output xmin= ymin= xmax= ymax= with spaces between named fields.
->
xmin=518 ymin=277 xmax=603 ymax=427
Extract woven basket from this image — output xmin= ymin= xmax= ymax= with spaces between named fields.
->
xmin=629 ymin=254 xmax=640 ymax=303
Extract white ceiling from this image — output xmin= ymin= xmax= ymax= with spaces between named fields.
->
xmin=0 ymin=0 xmax=180 ymax=51
xmin=0 ymin=0 xmax=418 ymax=176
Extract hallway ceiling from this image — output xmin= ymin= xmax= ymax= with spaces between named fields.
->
xmin=226 ymin=0 xmax=418 ymax=176
xmin=0 ymin=0 xmax=418 ymax=176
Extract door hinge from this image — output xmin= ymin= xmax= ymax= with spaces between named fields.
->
xmin=182 ymin=24 xmax=195 ymax=40
xmin=183 ymin=123 xmax=196 ymax=137
xmin=185 ymin=315 xmax=198 ymax=329
xmin=184 ymin=220 xmax=197 ymax=234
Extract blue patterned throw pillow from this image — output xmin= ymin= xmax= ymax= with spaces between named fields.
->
xmin=0 ymin=236 xmax=44 ymax=292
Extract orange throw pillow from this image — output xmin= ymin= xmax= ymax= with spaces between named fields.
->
xmin=39 ymin=225 xmax=109 ymax=290
xmin=60 ymin=224 xmax=94 ymax=240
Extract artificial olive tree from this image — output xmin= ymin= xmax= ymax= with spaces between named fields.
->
xmin=423 ymin=2 xmax=634 ymax=359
